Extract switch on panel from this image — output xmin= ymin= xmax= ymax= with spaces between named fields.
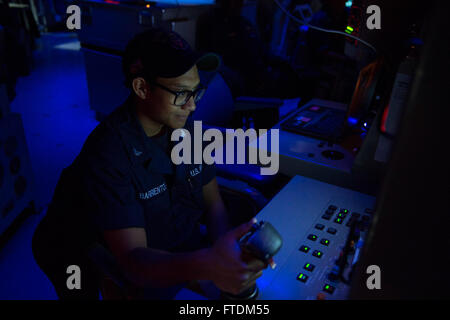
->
xmin=334 ymin=217 xmax=344 ymax=224
xmin=307 ymin=234 xmax=318 ymax=241
xmin=315 ymin=224 xmax=325 ymax=230
xmin=297 ymin=273 xmax=309 ymax=283
xmin=299 ymin=245 xmax=310 ymax=253
xmin=312 ymin=250 xmax=323 ymax=258
xmin=323 ymin=284 xmax=335 ymax=294
xmin=327 ymin=228 xmax=337 ymax=234
xmin=303 ymin=263 xmax=315 ymax=271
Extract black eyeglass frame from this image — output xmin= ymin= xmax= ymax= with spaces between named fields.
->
xmin=151 ymin=82 xmax=206 ymax=106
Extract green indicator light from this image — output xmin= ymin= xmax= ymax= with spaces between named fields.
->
xmin=299 ymin=274 xmax=304 ymax=279
xmin=337 ymin=218 xmax=341 ymax=222
xmin=306 ymin=264 xmax=310 ymax=268
xmin=318 ymin=252 xmax=322 ymax=256
xmin=325 ymin=285 xmax=329 ymax=289
xmin=345 ymin=30 xmax=351 ymax=34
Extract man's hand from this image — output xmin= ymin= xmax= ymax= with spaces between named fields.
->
xmin=205 ymin=218 xmax=269 ymax=295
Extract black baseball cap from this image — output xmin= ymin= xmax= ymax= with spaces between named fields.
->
xmin=122 ymin=28 xmax=221 ymax=86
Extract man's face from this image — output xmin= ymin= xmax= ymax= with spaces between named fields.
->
xmin=143 ymin=65 xmax=200 ymax=129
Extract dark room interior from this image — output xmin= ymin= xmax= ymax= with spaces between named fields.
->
xmin=0 ymin=0 xmax=448 ymax=302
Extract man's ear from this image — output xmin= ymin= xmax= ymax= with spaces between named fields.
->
xmin=132 ymin=77 xmax=149 ymax=100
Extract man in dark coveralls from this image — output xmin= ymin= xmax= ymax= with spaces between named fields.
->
xmin=32 ymin=28 xmax=268 ymax=300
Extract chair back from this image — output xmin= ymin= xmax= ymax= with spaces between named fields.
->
xmin=192 ymin=71 xmax=234 ymax=127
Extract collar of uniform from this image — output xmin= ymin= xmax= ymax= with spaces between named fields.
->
xmin=116 ymin=96 xmax=174 ymax=175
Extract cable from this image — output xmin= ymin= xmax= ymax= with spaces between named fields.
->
xmin=273 ymin=0 xmax=377 ymax=53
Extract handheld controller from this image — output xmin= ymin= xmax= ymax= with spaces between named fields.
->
xmin=239 ymin=221 xmax=283 ymax=262
xmin=221 ymin=221 xmax=283 ymax=300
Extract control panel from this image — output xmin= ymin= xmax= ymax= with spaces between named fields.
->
xmin=255 ymin=175 xmax=376 ymax=300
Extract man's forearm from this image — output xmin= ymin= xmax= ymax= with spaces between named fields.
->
xmin=122 ymin=247 xmax=211 ymax=288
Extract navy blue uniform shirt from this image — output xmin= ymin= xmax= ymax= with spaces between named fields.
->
xmin=39 ymin=96 xmax=216 ymax=255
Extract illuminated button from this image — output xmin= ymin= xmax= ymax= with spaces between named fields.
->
xmin=303 ymin=263 xmax=315 ymax=272
xmin=297 ymin=273 xmax=309 ymax=283
xmin=334 ymin=217 xmax=344 ymax=224
xmin=337 ymin=212 xmax=347 ymax=218
xmin=323 ymin=284 xmax=335 ymax=294
xmin=320 ymin=239 xmax=330 ymax=246
xmin=327 ymin=227 xmax=337 ymax=235
xmin=322 ymin=214 xmax=332 ymax=220
xmin=307 ymin=234 xmax=318 ymax=241
xmin=340 ymin=209 xmax=349 ymax=214
xmin=299 ymin=245 xmax=310 ymax=253
xmin=312 ymin=250 xmax=323 ymax=258
xmin=315 ymin=223 xmax=325 ymax=230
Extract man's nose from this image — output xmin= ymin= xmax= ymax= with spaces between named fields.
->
xmin=182 ymin=96 xmax=196 ymax=112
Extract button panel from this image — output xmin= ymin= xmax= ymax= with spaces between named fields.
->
xmin=293 ymin=203 xmax=373 ymax=299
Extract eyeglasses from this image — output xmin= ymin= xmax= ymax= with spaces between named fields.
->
xmin=152 ymin=82 xmax=206 ymax=106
